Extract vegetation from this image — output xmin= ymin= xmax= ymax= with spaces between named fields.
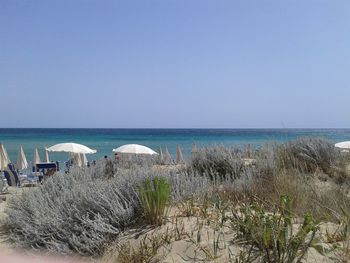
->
xmin=137 ymin=177 xmax=171 ymax=226
xmin=2 ymin=163 xmax=207 ymax=256
xmin=2 ymin=137 xmax=350 ymax=262
xmin=103 ymin=234 xmax=168 ymax=263
xmin=276 ymin=137 xmax=349 ymax=181
xmin=231 ymin=196 xmax=318 ymax=263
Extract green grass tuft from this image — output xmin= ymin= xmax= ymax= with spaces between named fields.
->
xmin=137 ymin=177 xmax=171 ymax=226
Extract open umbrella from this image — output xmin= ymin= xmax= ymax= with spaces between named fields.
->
xmin=70 ymin=152 xmax=83 ymax=167
xmin=176 ymin=145 xmax=184 ymax=164
xmin=46 ymin=143 xmax=96 ymax=154
xmin=80 ymin=153 xmax=88 ymax=166
xmin=32 ymin=148 xmax=41 ymax=166
xmin=335 ymin=141 xmax=350 ymax=149
xmin=0 ymin=143 xmax=11 ymax=170
xmin=16 ymin=145 xmax=28 ymax=170
xmin=112 ymin=144 xmax=158 ymax=155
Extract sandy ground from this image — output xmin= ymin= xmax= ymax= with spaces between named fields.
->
xmin=103 ymin=208 xmax=338 ymax=263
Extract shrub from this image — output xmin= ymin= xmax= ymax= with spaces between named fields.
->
xmin=231 ymin=195 xmax=319 ymax=263
xmin=190 ymin=145 xmax=245 ymax=180
xmin=3 ymin=170 xmax=141 ymax=256
xmin=137 ymin=177 xmax=171 ymax=226
xmin=275 ymin=137 xmax=348 ymax=178
xmin=2 ymin=163 xmax=209 ymax=256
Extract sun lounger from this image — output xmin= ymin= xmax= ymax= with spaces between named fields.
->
xmin=4 ymin=170 xmax=16 ymax=186
xmin=33 ymin=162 xmax=59 ymax=183
xmin=8 ymin=163 xmax=20 ymax=186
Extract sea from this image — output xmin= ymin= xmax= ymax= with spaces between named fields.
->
xmin=1 ymin=128 xmax=350 ymax=164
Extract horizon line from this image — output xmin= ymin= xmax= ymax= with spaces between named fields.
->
xmin=1 ymin=127 xmax=350 ymax=130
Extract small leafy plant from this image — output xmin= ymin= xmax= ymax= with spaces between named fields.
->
xmin=137 ymin=177 xmax=171 ymax=226
xmin=231 ymin=195 xmax=319 ymax=263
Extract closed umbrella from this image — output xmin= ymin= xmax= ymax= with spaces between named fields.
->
xmin=32 ymin=148 xmax=41 ymax=167
xmin=46 ymin=143 xmax=96 ymax=154
xmin=113 ymin=144 xmax=158 ymax=155
xmin=16 ymin=145 xmax=28 ymax=170
xmin=176 ymin=145 xmax=184 ymax=164
xmin=44 ymin=149 xmax=50 ymax=163
xmin=191 ymin=143 xmax=198 ymax=159
xmin=159 ymin=147 xmax=163 ymax=163
xmin=162 ymin=147 xmax=172 ymax=164
xmin=0 ymin=143 xmax=11 ymax=170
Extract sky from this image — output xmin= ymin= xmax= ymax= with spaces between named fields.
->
xmin=1 ymin=0 xmax=350 ymax=128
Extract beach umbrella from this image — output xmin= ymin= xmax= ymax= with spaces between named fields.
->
xmin=32 ymin=148 xmax=41 ymax=166
xmin=46 ymin=143 xmax=96 ymax=154
xmin=335 ymin=141 xmax=350 ymax=149
xmin=112 ymin=144 xmax=158 ymax=155
xmin=80 ymin=153 xmax=88 ymax=166
xmin=73 ymin=153 xmax=83 ymax=167
xmin=16 ymin=145 xmax=28 ymax=170
xmin=159 ymin=147 xmax=164 ymax=161
xmin=44 ymin=149 xmax=50 ymax=163
xmin=0 ymin=143 xmax=10 ymax=170
xmin=176 ymin=145 xmax=184 ymax=164
xmin=191 ymin=143 xmax=198 ymax=159
xmin=162 ymin=147 xmax=172 ymax=164
xmin=69 ymin=152 xmax=82 ymax=167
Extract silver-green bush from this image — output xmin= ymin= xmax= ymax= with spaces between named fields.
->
xmin=3 ymin=162 xmax=209 ymax=256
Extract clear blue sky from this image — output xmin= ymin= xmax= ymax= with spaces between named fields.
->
xmin=1 ymin=0 xmax=349 ymax=128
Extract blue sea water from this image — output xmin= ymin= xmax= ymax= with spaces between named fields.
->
xmin=1 ymin=128 xmax=350 ymax=164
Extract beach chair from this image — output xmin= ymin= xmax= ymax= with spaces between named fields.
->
xmin=34 ymin=162 xmax=59 ymax=183
xmin=8 ymin=163 xmax=20 ymax=187
xmin=3 ymin=170 xmax=16 ymax=186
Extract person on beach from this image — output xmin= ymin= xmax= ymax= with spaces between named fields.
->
xmin=104 ymin=155 xmax=114 ymax=179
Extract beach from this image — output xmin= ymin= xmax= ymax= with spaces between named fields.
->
xmin=0 ymin=173 xmax=342 ymax=263
xmin=1 ymin=138 xmax=350 ymax=262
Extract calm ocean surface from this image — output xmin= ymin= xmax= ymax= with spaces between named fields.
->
xmin=1 ymin=128 xmax=350 ymax=163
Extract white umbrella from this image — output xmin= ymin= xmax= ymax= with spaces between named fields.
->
xmin=162 ymin=147 xmax=172 ymax=164
xmin=16 ymin=145 xmax=28 ymax=170
xmin=335 ymin=141 xmax=350 ymax=149
xmin=71 ymin=153 xmax=82 ymax=167
xmin=32 ymin=148 xmax=41 ymax=166
xmin=159 ymin=147 xmax=163 ymax=162
xmin=0 ymin=143 xmax=11 ymax=170
xmin=46 ymin=143 xmax=96 ymax=154
xmin=80 ymin=153 xmax=88 ymax=166
xmin=44 ymin=149 xmax=50 ymax=163
xmin=191 ymin=143 xmax=198 ymax=159
xmin=112 ymin=144 xmax=158 ymax=155
xmin=176 ymin=145 xmax=184 ymax=164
